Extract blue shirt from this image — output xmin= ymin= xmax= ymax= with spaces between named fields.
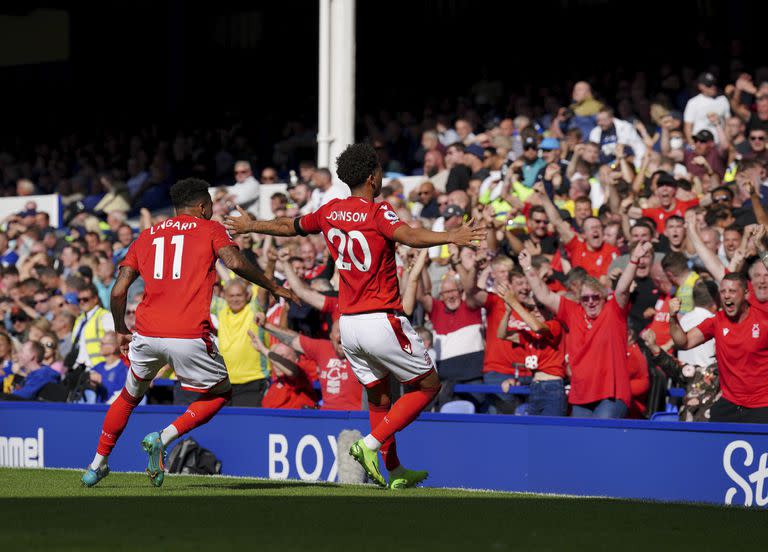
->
xmin=95 ymin=278 xmax=115 ymax=310
xmin=13 ymin=365 xmax=60 ymax=399
xmin=91 ymin=359 xmax=128 ymax=402
xmin=0 ymin=250 xmax=18 ymax=267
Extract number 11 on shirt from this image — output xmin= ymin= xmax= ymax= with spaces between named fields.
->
xmin=152 ymin=235 xmax=185 ymax=280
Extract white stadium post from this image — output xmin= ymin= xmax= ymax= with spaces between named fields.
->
xmin=317 ymin=0 xmax=331 ymax=169
xmin=320 ymin=0 xmax=355 ymax=194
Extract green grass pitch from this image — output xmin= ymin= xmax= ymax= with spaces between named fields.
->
xmin=1 ymin=468 xmax=766 ymax=551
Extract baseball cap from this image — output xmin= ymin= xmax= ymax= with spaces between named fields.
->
xmin=64 ymin=292 xmax=79 ymax=305
xmin=693 ymin=129 xmax=715 ymax=142
xmin=698 ymin=72 xmax=717 ymax=87
xmin=539 ymin=137 xmax=561 ymax=151
xmin=522 ymin=136 xmax=538 ymax=149
xmin=443 ymin=204 xmax=465 ymax=219
xmin=465 ymin=143 xmax=485 ymax=160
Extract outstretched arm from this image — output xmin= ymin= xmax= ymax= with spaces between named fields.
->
xmin=218 ymin=245 xmax=299 ymax=305
xmin=533 ymin=182 xmax=575 ymax=243
xmin=260 ymin=322 xmax=303 ymax=353
xmin=519 ymin=250 xmax=561 ymax=314
xmin=392 ymin=219 xmax=486 ymax=248
xmin=276 ymin=249 xmax=328 ymax=310
xmin=684 ymin=210 xmax=726 ymax=282
xmin=402 ymin=248 xmax=430 ymax=316
xmin=224 ymin=206 xmax=299 ymax=237
xmin=614 ymin=241 xmax=652 ymax=308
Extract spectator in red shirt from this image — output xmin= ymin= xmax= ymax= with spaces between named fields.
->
xmin=252 ymin=340 xmax=317 ymax=410
xmin=628 ymin=174 xmax=699 ymax=232
xmin=670 ymin=272 xmax=768 ymax=423
xmin=259 ymin=320 xmax=363 ymax=411
xmin=520 ymin=241 xmax=652 ymax=418
xmin=626 ymin=331 xmax=650 ymax=419
xmin=460 ymin=263 xmax=532 ymax=414
xmin=535 ymin=182 xmax=618 ymax=280
xmin=496 ymin=284 xmax=566 ymax=416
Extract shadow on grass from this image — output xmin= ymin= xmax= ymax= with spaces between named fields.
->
xmin=2 ymin=494 xmax=768 ymax=551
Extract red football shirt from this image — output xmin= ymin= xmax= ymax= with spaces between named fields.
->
xmin=646 ymin=296 xmax=673 ymax=348
xmin=299 ymin=198 xmax=406 ymax=314
xmin=121 ymin=215 xmax=235 ymax=338
xmin=299 ymin=335 xmax=362 ymax=411
xmin=505 ymin=312 xmax=565 ymax=378
xmin=563 ymin=236 xmax=618 ymax=278
xmin=556 ymin=296 xmax=631 ymax=406
xmin=483 ymin=293 xmax=531 ymax=378
xmin=262 ymin=366 xmax=317 ymax=410
xmin=696 ymin=306 xmax=768 ymax=408
xmin=642 ymin=198 xmax=699 ymax=232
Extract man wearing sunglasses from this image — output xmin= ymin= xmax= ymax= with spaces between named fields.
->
xmin=71 ymin=284 xmax=114 ymax=370
xmin=521 ymin=241 xmax=652 ymax=418
xmin=745 ymin=130 xmax=768 ymax=164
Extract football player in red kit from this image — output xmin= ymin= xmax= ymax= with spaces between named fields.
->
xmin=82 ymin=178 xmax=297 ymax=487
xmin=225 ymin=143 xmax=484 ymax=488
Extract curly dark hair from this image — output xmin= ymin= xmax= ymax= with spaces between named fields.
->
xmin=170 ymin=178 xmax=211 ymax=208
xmin=335 ymin=143 xmax=379 ymax=188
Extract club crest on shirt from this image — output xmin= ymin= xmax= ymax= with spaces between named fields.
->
xmin=753 ymin=324 xmax=760 ymax=339
xmin=723 ymin=328 xmax=730 ymax=336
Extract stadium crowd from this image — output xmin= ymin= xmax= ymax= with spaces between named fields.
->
xmin=4 ymin=64 xmax=768 ymax=423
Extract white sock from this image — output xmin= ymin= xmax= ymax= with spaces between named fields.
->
xmin=388 ymin=465 xmax=405 ymax=477
xmin=160 ymin=424 xmax=179 ymax=447
xmin=362 ymin=434 xmax=382 ymax=451
xmin=90 ymin=453 xmax=108 ymax=470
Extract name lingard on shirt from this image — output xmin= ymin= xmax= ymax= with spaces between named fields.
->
xmin=150 ymin=218 xmax=199 ymax=234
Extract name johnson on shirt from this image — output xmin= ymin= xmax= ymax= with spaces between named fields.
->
xmin=325 ymin=211 xmax=369 ymax=223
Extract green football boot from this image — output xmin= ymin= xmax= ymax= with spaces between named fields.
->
xmin=348 ymin=439 xmax=387 ymax=487
xmin=389 ymin=468 xmax=429 ymax=490
xmin=141 ymin=432 xmax=166 ymax=487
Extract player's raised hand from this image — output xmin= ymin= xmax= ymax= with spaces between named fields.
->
xmin=272 ymin=286 xmax=302 ymax=306
xmin=449 ymin=218 xmax=486 ymax=247
xmin=223 ymin=206 xmax=254 ymax=235
xmin=752 ymin=225 xmax=767 ymax=253
xmin=668 ymin=297 xmax=681 ymax=317
xmin=117 ymin=332 xmax=132 ymax=356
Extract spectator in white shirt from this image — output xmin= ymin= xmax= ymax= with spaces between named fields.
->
xmin=228 ymin=160 xmax=260 ymax=209
xmin=308 ymin=168 xmax=348 ymax=211
xmin=683 ymin=73 xmax=731 ymax=145
xmin=677 ymin=280 xmax=718 ymax=368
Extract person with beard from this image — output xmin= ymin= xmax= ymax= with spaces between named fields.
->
xmin=534 ymin=182 xmax=618 ymax=280
xmin=670 ymin=272 xmax=768 ymax=423
xmin=496 ymin=277 xmax=566 ymax=416
xmin=423 ymin=150 xmax=448 ymax=193
xmin=522 ymin=241 xmax=652 ymax=418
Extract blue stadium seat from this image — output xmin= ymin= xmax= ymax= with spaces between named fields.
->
xmin=650 ymin=412 xmax=679 ymax=422
xmin=440 ymin=400 xmax=476 ymax=414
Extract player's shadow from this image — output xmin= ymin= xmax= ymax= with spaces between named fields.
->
xmin=178 ymin=480 xmax=341 ymax=491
